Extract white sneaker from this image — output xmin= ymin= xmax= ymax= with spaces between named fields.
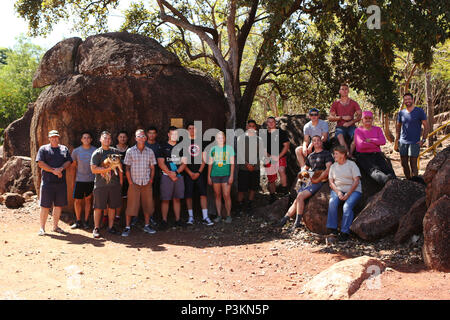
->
xmin=202 ymin=217 xmax=214 ymax=226
xmin=187 ymin=216 xmax=195 ymax=225
xmin=38 ymin=228 xmax=45 ymax=236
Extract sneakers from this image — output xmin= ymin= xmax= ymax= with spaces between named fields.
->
xmin=121 ymin=227 xmax=131 ymax=237
xmin=186 ymin=216 xmax=195 ymax=225
xmin=202 ymin=217 xmax=214 ymax=226
xmin=224 ymin=216 xmax=232 ymax=224
xmin=214 ymin=216 xmax=222 ymax=223
xmin=38 ymin=228 xmax=45 ymax=236
xmin=149 ymin=217 xmax=158 ymax=228
xmin=338 ymin=232 xmax=350 ymax=242
xmin=107 ymin=226 xmax=120 ymax=235
xmin=143 ymin=225 xmax=156 ymax=234
xmin=71 ymin=221 xmax=82 ymax=229
xmin=82 ymin=220 xmax=90 ymax=230
xmin=275 ymin=216 xmax=289 ymax=228
xmin=93 ymin=228 xmax=100 ymax=238
xmin=327 ymin=228 xmax=339 ymax=236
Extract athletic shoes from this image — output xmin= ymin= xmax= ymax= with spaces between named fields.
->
xmin=159 ymin=220 xmax=169 ymax=231
xmin=143 ymin=225 xmax=156 ymax=234
xmin=338 ymin=232 xmax=350 ymax=242
xmin=38 ymin=228 xmax=45 ymax=236
xmin=92 ymin=228 xmax=100 ymax=238
xmin=121 ymin=227 xmax=131 ymax=237
xmin=202 ymin=217 xmax=214 ymax=226
xmin=107 ymin=226 xmax=119 ymax=235
xmin=149 ymin=217 xmax=158 ymax=228
xmin=186 ymin=216 xmax=195 ymax=225
xmin=70 ymin=221 xmax=82 ymax=229
xmin=131 ymin=216 xmax=139 ymax=226
xmin=214 ymin=216 xmax=222 ymax=223
xmin=175 ymin=220 xmax=186 ymax=228
xmin=224 ymin=216 xmax=232 ymax=224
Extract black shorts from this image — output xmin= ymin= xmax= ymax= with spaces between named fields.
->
xmin=93 ymin=185 xmax=122 ymax=210
xmin=238 ymin=170 xmax=260 ymax=192
xmin=184 ymin=172 xmax=207 ymax=198
xmin=73 ymin=181 xmax=94 ymax=199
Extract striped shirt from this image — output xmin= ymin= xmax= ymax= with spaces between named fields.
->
xmin=123 ymin=145 xmax=157 ymax=186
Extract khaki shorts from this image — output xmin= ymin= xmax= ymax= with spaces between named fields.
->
xmin=126 ymin=182 xmax=154 ymax=217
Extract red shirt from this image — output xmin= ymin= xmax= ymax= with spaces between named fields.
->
xmin=330 ymin=99 xmax=361 ymax=126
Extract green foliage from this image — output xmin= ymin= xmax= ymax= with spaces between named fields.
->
xmin=0 ymin=36 xmax=44 ymax=137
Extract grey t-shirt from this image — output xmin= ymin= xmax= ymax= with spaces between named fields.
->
xmin=303 ymin=120 xmax=329 ymax=139
xmin=72 ymin=145 xmax=96 ymax=182
xmin=90 ymin=147 xmax=121 ymax=188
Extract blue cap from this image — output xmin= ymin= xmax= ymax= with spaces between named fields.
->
xmin=309 ymin=108 xmax=320 ymax=114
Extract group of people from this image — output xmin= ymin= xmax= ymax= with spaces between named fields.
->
xmin=36 ymin=83 xmax=428 ymax=242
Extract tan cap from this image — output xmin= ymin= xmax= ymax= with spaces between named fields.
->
xmin=48 ymin=130 xmax=60 ymax=137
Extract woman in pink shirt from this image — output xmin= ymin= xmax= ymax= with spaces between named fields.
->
xmin=353 ymin=111 xmax=396 ymax=185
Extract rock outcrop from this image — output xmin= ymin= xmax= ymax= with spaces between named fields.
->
xmin=26 ymin=32 xmax=227 ymax=213
xmin=302 ymin=256 xmax=385 ymax=300
xmin=3 ymin=104 xmax=35 ymax=158
xmin=394 ymin=196 xmax=427 ymax=244
xmin=422 ymin=195 xmax=450 ymax=272
xmin=350 ymin=179 xmax=426 ymax=241
xmin=0 ymin=156 xmax=35 ymax=195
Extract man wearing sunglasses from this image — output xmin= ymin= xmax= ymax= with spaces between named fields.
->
xmin=296 ymin=108 xmax=329 ymax=169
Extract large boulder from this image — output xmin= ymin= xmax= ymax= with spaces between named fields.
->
xmin=3 ymin=104 xmax=35 ymax=158
xmin=422 ymin=195 xmax=450 ymax=272
xmin=394 ymin=196 xmax=427 ymax=244
xmin=302 ymin=256 xmax=385 ymax=300
xmin=253 ymin=196 xmax=289 ymax=222
xmin=302 ymin=169 xmax=382 ymax=235
xmin=33 ymin=37 xmax=82 ymax=88
xmin=29 ymin=32 xmax=227 ymax=213
xmin=423 ymin=145 xmax=450 ymax=207
xmin=2 ymin=193 xmax=26 ymax=209
xmin=0 ymin=156 xmax=35 ymax=195
xmin=350 ymin=179 xmax=426 ymax=241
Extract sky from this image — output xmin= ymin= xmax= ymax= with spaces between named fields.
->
xmin=0 ymin=0 xmax=134 ymax=50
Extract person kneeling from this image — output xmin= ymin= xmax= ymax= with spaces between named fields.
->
xmin=277 ymin=136 xmax=333 ymax=228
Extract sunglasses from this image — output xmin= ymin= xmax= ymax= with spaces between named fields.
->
xmin=309 ymin=113 xmax=319 ymax=116
xmin=136 ymin=135 xmax=146 ymax=138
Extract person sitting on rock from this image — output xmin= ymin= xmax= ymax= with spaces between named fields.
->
xmin=277 ymin=135 xmax=333 ymax=228
xmin=352 ymin=110 xmax=396 ymax=186
xmin=295 ymin=108 xmax=329 ymax=169
xmin=326 ymin=145 xmax=362 ymax=242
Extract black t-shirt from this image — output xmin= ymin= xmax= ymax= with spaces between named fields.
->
xmin=186 ymin=139 xmax=209 ymax=172
xmin=266 ymin=129 xmax=289 ymax=156
xmin=305 ymin=150 xmax=334 ymax=171
xmin=158 ymin=142 xmax=184 ymax=174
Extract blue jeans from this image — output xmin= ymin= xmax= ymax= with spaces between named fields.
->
xmin=326 ymin=190 xmax=362 ymax=234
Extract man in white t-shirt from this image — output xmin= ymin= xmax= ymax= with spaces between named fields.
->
xmin=296 ymin=108 xmax=329 ymax=168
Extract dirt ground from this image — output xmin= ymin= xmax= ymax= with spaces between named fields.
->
xmin=0 ymin=136 xmax=449 ymax=300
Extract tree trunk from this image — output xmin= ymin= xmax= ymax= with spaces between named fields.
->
xmin=425 ymin=71 xmax=435 ymax=146
xmin=383 ymin=113 xmax=395 ymax=143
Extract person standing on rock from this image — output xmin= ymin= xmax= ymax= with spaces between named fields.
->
xmin=328 ymin=83 xmax=362 ymax=157
xmin=264 ymin=116 xmax=290 ymax=203
xmin=157 ymin=126 xmax=187 ymax=230
xmin=326 ymin=145 xmax=362 ymax=242
xmin=352 ymin=111 xmax=396 ymax=185
xmin=36 ymin=130 xmax=73 ymax=236
xmin=121 ymin=129 xmax=157 ymax=237
xmin=183 ymin=122 xmax=214 ymax=226
xmin=395 ymin=93 xmax=428 ymax=179
xmin=70 ymin=131 xmax=96 ymax=230
xmin=277 ymin=135 xmax=333 ymax=228
xmin=296 ymin=108 xmax=329 ymax=169
xmin=90 ymin=131 xmax=123 ymax=238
